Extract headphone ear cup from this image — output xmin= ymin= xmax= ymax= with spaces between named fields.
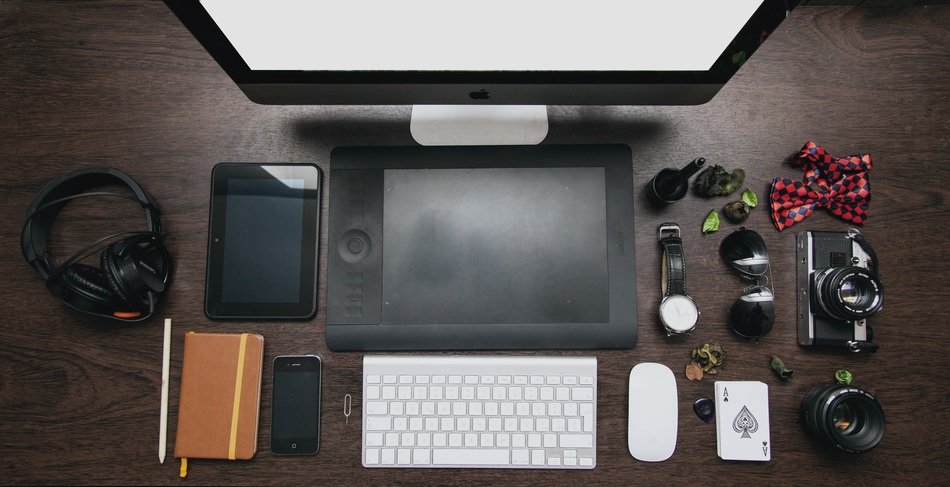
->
xmin=101 ymin=237 xmax=169 ymax=311
xmin=60 ymin=264 xmax=116 ymax=309
xmin=101 ymin=247 xmax=134 ymax=308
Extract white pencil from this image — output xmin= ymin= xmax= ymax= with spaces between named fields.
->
xmin=159 ymin=318 xmax=172 ymax=464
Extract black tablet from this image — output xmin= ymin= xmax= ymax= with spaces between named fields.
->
xmin=205 ymin=163 xmax=321 ymax=320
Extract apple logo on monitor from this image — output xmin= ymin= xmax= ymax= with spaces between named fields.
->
xmin=469 ymin=89 xmax=490 ymax=100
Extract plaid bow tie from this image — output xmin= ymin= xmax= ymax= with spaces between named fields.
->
xmin=770 ymin=141 xmax=872 ymax=231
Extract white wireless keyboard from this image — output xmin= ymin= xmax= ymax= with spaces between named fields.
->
xmin=361 ymin=355 xmax=597 ymax=469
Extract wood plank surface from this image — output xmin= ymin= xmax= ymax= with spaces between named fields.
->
xmin=1 ymin=2 xmax=948 ymax=485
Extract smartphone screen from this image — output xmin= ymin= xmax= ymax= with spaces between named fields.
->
xmin=271 ymin=355 xmax=321 ymax=455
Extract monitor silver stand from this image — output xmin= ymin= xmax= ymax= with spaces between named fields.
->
xmin=410 ymin=105 xmax=549 ymax=146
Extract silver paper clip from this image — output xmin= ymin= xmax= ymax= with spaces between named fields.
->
xmin=344 ymin=394 xmax=352 ymax=423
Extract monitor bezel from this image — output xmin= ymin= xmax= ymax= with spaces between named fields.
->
xmin=164 ymin=0 xmax=794 ymax=105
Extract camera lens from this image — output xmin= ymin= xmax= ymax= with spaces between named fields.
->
xmin=814 ymin=266 xmax=883 ymax=320
xmin=801 ymin=383 xmax=885 ymax=453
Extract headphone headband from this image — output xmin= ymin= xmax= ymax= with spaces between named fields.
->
xmin=21 ymin=167 xmax=163 ymax=279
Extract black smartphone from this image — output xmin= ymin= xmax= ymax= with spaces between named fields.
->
xmin=271 ymin=355 xmax=322 ymax=455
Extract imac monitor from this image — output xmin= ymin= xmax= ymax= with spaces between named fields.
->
xmin=164 ymin=1 xmax=795 ymax=106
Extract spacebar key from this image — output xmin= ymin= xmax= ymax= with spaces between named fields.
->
xmin=433 ymin=449 xmax=510 ymax=466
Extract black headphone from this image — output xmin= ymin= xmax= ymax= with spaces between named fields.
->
xmin=20 ymin=167 xmax=171 ymax=322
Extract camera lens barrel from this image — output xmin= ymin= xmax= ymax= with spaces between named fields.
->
xmin=801 ymin=383 xmax=885 ymax=453
xmin=814 ymin=266 xmax=883 ymax=320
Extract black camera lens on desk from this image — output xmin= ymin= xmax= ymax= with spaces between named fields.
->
xmin=801 ymin=383 xmax=886 ymax=454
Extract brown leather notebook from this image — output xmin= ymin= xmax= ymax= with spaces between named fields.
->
xmin=174 ymin=332 xmax=264 ymax=464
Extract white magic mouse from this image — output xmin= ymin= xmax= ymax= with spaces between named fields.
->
xmin=628 ymin=362 xmax=678 ymax=462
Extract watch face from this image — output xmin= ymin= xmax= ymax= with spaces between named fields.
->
xmin=660 ymin=295 xmax=698 ymax=333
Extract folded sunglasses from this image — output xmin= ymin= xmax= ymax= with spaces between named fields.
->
xmin=719 ymin=228 xmax=775 ymax=340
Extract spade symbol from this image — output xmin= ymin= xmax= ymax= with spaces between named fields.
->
xmin=723 ymin=387 xmax=730 ymax=402
xmin=732 ymin=405 xmax=759 ymax=439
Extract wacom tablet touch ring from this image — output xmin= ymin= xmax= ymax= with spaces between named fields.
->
xmin=339 ymin=229 xmax=372 ymax=263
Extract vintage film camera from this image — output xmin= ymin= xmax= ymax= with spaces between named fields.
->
xmin=796 ymin=229 xmax=883 ymax=352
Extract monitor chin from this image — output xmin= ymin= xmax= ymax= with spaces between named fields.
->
xmin=410 ymin=105 xmax=549 ymax=146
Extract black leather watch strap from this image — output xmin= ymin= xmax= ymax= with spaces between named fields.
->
xmin=658 ymin=223 xmax=687 ymax=297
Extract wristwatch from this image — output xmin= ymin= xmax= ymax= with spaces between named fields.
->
xmin=657 ymin=223 xmax=699 ymax=335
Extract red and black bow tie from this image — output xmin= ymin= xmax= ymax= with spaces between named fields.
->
xmin=770 ymin=141 xmax=872 ymax=231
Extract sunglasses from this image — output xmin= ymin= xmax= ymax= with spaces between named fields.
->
xmin=719 ymin=228 xmax=775 ymax=340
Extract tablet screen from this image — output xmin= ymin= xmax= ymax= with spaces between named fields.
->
xmin=205 ymin=164 xmax=321 ymax=319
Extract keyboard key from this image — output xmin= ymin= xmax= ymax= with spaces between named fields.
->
xmin=477 ymin=386 xmax=490 ymax=400
xmin=469 ymin=402 xmax=482 ymax=416
xmin=480 ymin=433 xmax=494 ymax=446
xmin=530 ymin=376 xmax=544 ymax=385
xmin=397 ymin=448 xmax=410 ymax=465
xmin=405 ymin=401 xmax=419 ymax=416
xmin=548 ymin=457 xmax=561 ymax=466
xmin=390 ymin=402 xmax=403 ymax=415
xmin=367 ymin=375 xmax=381 ymax=384
xmin=497 ymin=433 xmax=510 ymax=447
xmin=421 ymin=402 xmax=435 ymax=415
xmin=383 ymin=375 xmax=397 ymax=384
xmin=417 ymin=433 xmax=431 ymax=447
xmin=543 ymin=433 xmax=557 ymax=448
xmin=513 ymin=433 xmax=526 ymax=447
xmin=547 ymin=376 xmax=561 ymax=385
xmin=564 ymin=457 xmax=577 ymax=466
xmin=433 ymin=375 xmax=446 ymax=384
xmin=382 ymin=448 xmax=395 ymax=464
xmin=382 ymin=386 xmax=396 ymax=400
xmin=415 ymin=375 xmax=430 ymax=384
xmin=413 ymin=386 xmax=428 ymax=399
xmin=448 ymin=375 xmax=462 ymax=384
xmin=398 ymin=386 xmax=411 ymax=400
xmin=425 ymin=418 xmax=438 ymax=431
xmin=366 ymin=417 xmax=391 ymax=431
xmin=433 ymin=449 xmax=509 ymax=466
xmin=556 ymin=387 xmax=570 ymax=401
xmin=385 ymin=433 xmax=398 ymax=446
xmin=512 ymin=449 xmax=530 ymax=465
xmin=366 ymin=401 xmax=388 ymax=415
xmin=367 ymin=386 xmax=380 ymax=400
xmin=580 ymin=457 xmax=593 ymax=467
xmin=433 ymin=433 xmax=447 ymax=447
xmin=514 ymin=375 xmax=528 ymax=385
xmin=563 ymin=376 xmax=578 ymax=385
xmin=409 ymin=418 xmax=422 ymax=431
xmin=481 ymin=376 xmax=495 ymax=384
xmin=449 ymin=433 xmax=463 ymax=446
xmin=366 ymin=433 xmax=384 ymax=447
xmin=531 ymin=450 xmax=545 ymax=465
xmin=401 ymin=432 xmax=414 ymax=446
xmin=580 ymin=376 xmax=594 ymax=385
xmin=498 ymin=375 xmax=512 ymax=384
xmin=366 ymin=448 xmax=379 ymax=465
xmin=528 ymin=433 xmax=542 ymax=447
xmin=572 ymin=387 xmax=594 ymax=401
xmin=399 ymin=375 xmax=412 ymax=384
xmin=413 ymin=448 xmax=431 ymax=465
xmin=492 ymin=386 xmax=506 ymax=400
xmin=560 ymin=434 xmax=593 ymax=448
xmin=393 ymin=417 xmax=407 ymax=431
xmin=464 ymin=375 xmax=478 ymax=384
xmin=464 ymin=433 xmax=478 ymax=447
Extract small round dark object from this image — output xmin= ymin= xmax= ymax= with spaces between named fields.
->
xmin=693 ymin=397 xmax=715 ymax=423
xmin=801 ymin=383 xmax=885 ymax=453
xmin=723 ymin=200 xmax=751 ymax=223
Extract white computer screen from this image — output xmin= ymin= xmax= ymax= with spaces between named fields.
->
xmin=201 ymin=0 xmax=764 ymax=72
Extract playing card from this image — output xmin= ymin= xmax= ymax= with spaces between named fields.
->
xmin=715 ymin=381 xmax=770 ymax=461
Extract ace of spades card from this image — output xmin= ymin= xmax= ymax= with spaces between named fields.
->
xmin=715 ymin=381 xmax=771 ymax=461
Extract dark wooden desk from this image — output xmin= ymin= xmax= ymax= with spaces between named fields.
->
xmin=2 ymin=2 xmax=948 ymax=485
